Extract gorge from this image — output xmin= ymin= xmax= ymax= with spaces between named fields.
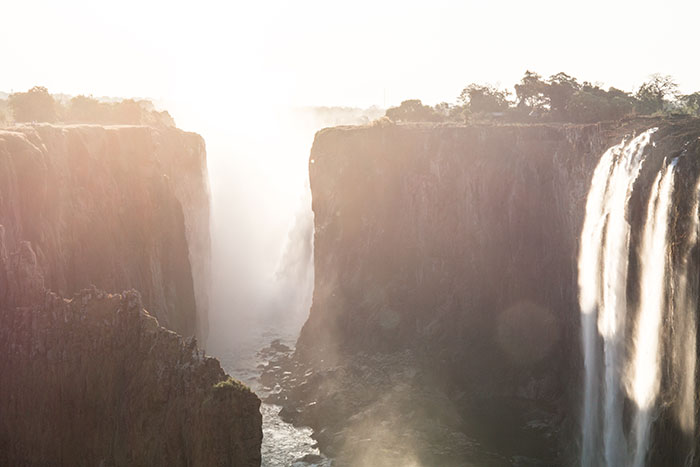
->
xmin=4 ymin=0 xmax=700 ymax=463
xmin=3 ymin=116 xmax=700 ymax=466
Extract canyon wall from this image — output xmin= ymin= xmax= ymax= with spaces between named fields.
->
xmin=0 ymin=124 xmax=261 ymax=466
xmin=0 ymin=124 xmax=210 ymax=339
xmin=291 ymin=118 xmax=700 ymax=464
xmin=0 ymin=228 xmax=261 ymax=466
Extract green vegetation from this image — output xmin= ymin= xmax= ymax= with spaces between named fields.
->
xmin=9 ymin=86 xmax=57 ymax=122
xmin=0 ymin=87 xmax=175 ymax=127
xmin=385 ymin=72 xmax=700 ymax=124
xmin=459 ymin=83 xmax=510 ymax=114
xmin=213 ymin=376 xmax=251 ymax=393
xmin=385 ymin=99 xmax=444 ymax=122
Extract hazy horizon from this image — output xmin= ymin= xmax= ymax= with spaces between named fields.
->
xmin=4 ymin=0 xmax=700 ymax=117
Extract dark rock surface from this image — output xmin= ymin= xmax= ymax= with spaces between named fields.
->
xmin=0 ymin=124 xmax=210 ymax=339
xmin=282 ymin=118 xmax=700 ymax=465
xmin=0 ymin=227 xmax=262 ymax=466
xmin=0 ymin=124 xmax=260 ymax=466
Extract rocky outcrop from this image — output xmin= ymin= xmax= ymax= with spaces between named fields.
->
xmin=0 ymin=124 xmax=261 ymax=466
xmin=288 ymin=118 xmax=700 ymax=465
xmin=0 ymin=226 xmax=261 ymax=466
xmin=0 ymin=124 xmax=210 ymax=339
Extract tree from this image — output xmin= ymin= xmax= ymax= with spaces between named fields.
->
xmin=566 ymin=90 xmax=633 ymax=123
xmin=546 ymin=72 xmax=580 ymax=119
xmin=458 ymin=84 xmax=510 ymax=114
xmin=68 ymin=95 xmax=106 ymax=123
xmin=679 ymin=92 xmax=700 ymax=116
xmin=385 ymin=100 xmax=442 ymax=122
xmin=8 ymin=86 xmax=57 ymax=122
xmin=635 ymin=74 xmax=678 ymax=115
xmin=514 ymin=71 xmax=549 ymax=116
xmin=433 ymin=102 xmax=465 ymax=122
xmin=111 ymin=99 xmax=143 ymax=124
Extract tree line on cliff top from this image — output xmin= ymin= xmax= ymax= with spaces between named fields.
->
xmin=386 ymin=72 xmax=700 ymax=124
xmin=0 ymin=86 xmax=174 ymax=127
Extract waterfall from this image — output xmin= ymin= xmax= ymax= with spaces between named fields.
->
xmin=579 ymin=139 xmax=621 ymax=466
xmin=578 ymin=129 xmax=657 ymax=466
xmin=627 ymin=160 xmax=676 ymax=467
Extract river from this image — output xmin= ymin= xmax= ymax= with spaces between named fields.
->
xmin=213 ymin=325 xmax=331 ymax=467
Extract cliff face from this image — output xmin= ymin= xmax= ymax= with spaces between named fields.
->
xmin=0 ymin=124 xmax=262 ymax=466
xmin=292 ymin=118 xmax=700 ymax=464
xmin=300 ymin=122 xmax=609 ymax=385
xmin=0 ymin=227 xmax=261 ymax=466
xmin=0 ymin=124 xmax=210 ymax=339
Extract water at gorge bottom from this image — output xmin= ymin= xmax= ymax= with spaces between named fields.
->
xmin=213 ymin=325 xmax=331 ymax=467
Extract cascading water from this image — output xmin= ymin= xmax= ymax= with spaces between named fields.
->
xmin=578 ymin=129 xmax=657 ymax=466
xmin=578 ymin=128 xmax=700 ymax=466
xmin=627 ymin=160 xmax=676 ymax=467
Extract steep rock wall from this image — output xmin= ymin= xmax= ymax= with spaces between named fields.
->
xmin=294 ymin=118 xmax=700 ymax=464
xmin=0 ymin=124 xmax=210 ymax=339
xmin=300 ymin=122 xmax=609 ymax=388
xmin=0 ymin=226 xmax=261 ymax=466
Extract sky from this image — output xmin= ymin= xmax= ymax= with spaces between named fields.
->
xmin=2 ymin=0 xmax=699 ymax=119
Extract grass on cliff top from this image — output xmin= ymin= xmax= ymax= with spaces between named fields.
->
xmin=213 ymin=376 xmax=251 ymax=393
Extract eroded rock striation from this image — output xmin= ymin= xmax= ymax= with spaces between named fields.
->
xmin=280 ymin=118 xmax=700 ymax=465
xmin=0 ymin=228 xmax=261 ymax=466
xmin=0 ymin=124 xmax=261 ymax=466
xmin=0 ymin=124 xmax=210 ymax=339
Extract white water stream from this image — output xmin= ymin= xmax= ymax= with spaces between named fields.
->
xmin=627 ymin=160 xmax=675 ymax=467
xmin=578 ymin=129 xmax=656 ymax=466
xmin=578 ymin=128 xmax=700 ymax=466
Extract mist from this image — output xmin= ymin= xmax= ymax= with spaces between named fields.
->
xmin=167 ymin=102 xmax=383 ymax=362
